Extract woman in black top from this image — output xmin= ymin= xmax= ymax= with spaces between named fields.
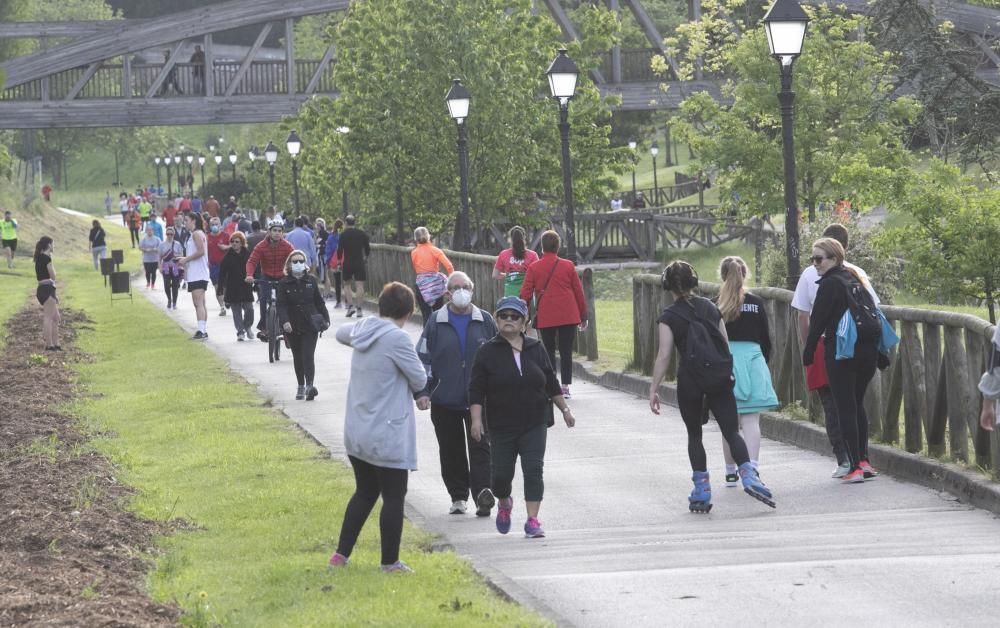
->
xmin=648 ymin=261 xmax=774 ymax=512
xmin=714 ymin=256 xmax=778 ymax=487
xmin=469 ymin=296 xmax=575 ymax=539
xmin=802 ymin=238 xmax=879 ymax=484
xmin=276 ymin=249 xmax=329 ymax=401
xmin=33 ymin=236 xmax=61 ymax=351
xmin=218 ymin=231 xmax=255 ymax=341
xmin=88 ymin=219 xmax=107 ymax=271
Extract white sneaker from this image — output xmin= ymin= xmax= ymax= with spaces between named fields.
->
xmin=449 ymin=500 xmax=467 ymax=515
xmin=831 ymin=462 xmax=851 ymax=479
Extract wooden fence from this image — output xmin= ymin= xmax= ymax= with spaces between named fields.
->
xmin=631 ymin=274 xmax=1000 ymax=472
xmin=367 ymin=243 xmax=598 ymax=360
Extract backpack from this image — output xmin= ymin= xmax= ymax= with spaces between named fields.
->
xmin=667 ymin=298 xmax=735 ymax=393
xmin=835 ymin=276 xmax=881 ymax=360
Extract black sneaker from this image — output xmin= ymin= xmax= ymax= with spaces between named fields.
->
xmin=306 ymin=385 xmax=318 ymax=401
xmin=475 ymin=488 xmax=496 ymax=517
xmin=724 ymin=472 xmax=739 ymax=487
xmin=192 ymin=331 xmax=208 ymax=340
xmin=346 ymin=306 xmax=355 ymax=317
xmin=257 ymin=330 xmax=267 ymax=342
xmin=295 ymin=386 xmax=306 ymax=400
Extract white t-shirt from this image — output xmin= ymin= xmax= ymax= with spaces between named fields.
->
xmin=791 ymin=262 xmax=880 ymax=313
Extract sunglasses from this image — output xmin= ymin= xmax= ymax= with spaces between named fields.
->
xmin=497 ymin=311 xmax=523 ymax=321
xmin=810 ymin=255 xmax=832 ymax=264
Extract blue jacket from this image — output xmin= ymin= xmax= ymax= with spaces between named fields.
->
xmin=417 ymin=305 xmax=498 ymax=409
xmin=324 ymin=231 xmax=340 ymax=265
xmin=286 ymin=227 xmax=317 ymax=268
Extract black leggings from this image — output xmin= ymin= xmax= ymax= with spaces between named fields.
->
xmin=676 ymin=374 xmax=750 ymax=472
xmin=336 ymin=455 xmax=408 ymax=565
xmin=331 ymin=270 xmax=342 ymax=303
xmin=540 ymin=324 xmax=576 ymax=385
xmin=143 ymin=262 xmax=158 ymax=286
xmin=825 ymin=341 xmax=878 ymax=470
xmin=129 ymin=227 xmax=141 ymax=247
xmin=162 ymin=272 xmax=181 ymax=306
xmin=491 ymin=423 xmax=547 ymax=502
xmin=287 ymin=331 xmax=318 ymax=386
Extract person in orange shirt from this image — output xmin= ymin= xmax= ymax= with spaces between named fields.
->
xmin=203 ymin=195 xmax=221 ymax=218
xmin=410 ymin=226 xmax=454 ymax=322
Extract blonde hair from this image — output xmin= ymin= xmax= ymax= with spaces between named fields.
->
xmin=718 ymin=256 xmax=748 ymax=323
xmin=414 ymin=226 xmax=430 ymax=244
xmin=284 ymin=249 xmax=309 ymax=275
xmin=812 ymin=237 xmax=846 ymax=266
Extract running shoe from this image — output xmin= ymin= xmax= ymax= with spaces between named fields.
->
xmin=831 ymin=462 xmax=851 ymax=479
xmin=859 ymin=459 xmax=879 ymax=479
xmin=496 ymin=498 xmax=512 ymax=535
xmin=237 ymin=332 xmax=245 ymax=342
xmin=380 ymin=561 xmax=413 ymax=574
xmin=724 ymin=472 xmax=739 ymax=487
xmin=296 ymin=386 xmax=306 ymax=400
xmin=328 ymin=552 xmax=348 ymax=568
xmin=219 ymin=307 xmax=227 ymax=316
xmin=475 ymin=488 xmax=495 ymax=517
xmin=561 ymin=385 xmax=571 ymax=399
xmin=306 ymin=386 xmax=318 ymax=401
xmin=841 ymin=468 xmax=865 ymax=484
xmin=449 ymin=500 xmax=467 ymax=515
xmin=355 ymin=304 xmax=363 ymax=317
xmin=257 ymin=331 xmax=267 ymax=342
xmin=191 ymin=331 xmax=208 ymax=340
xmin=524 ymin=517 xmax=545 ymax=538
xmin=346 ymin=306 xmax=355 ymax=317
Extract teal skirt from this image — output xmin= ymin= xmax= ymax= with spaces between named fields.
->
xmin=730 ymin=341 xmax=779 ymax=415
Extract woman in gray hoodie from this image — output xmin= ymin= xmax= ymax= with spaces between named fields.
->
xmin=328 ymin=282 xmax=428 ymax=574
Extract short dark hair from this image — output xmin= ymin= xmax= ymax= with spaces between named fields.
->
xmin=541 ymin=230 xmax=561 ymax=253
xmin=822 ymin=224 xmax=849 ymax=250
xmin=251 ymin=220 xmax=261 ymax=231
xmin=378 ymin=282 xmax=414 ymax=319
xmin=294 ymin=217 xmax=304 ymax=228
xmin=661 ymin=260 xmax=698 ymax=296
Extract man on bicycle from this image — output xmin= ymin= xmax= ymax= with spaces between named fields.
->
xmin=245 ymin=218 xmax=294 ymax=341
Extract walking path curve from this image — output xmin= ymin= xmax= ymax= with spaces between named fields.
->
xmin=137 ymin=280 xmax=1000 ymax=626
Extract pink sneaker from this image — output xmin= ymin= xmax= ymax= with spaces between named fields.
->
xmin=524 ymin=517 xmax=545 ymax=538
xmin=328 ymin=552 xmax=348 ymax=567
xmin=496 ymin=497 xmax=513 ymax=535
xmin=859 ymin=459 xmax=879 ymax=479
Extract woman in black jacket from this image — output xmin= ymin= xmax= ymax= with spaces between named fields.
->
xmin=802 ymin=237 xmax=879 ymax=485
xmin=469 ymin=296 xmax=575 ymax=539
xmin=218 ymin=231 xmax=255 ymax=341
xmin=276 ymin=249 xmax=330 ymax=401
xmin=89 ymin=220 xmax=107 ymax=271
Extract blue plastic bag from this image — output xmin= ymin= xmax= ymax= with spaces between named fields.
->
xmin=877 ymin=309 xmax=899 ymax=355
xmin=835 ymin=309 xmax=857 ymax=360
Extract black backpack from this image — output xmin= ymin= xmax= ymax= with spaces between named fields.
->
xmin=845 ymin=276 xmax=881 ymax=342
xmin=667 ymin=298 xmax=735 ymax=393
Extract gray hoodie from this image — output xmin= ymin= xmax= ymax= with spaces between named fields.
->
xmin=336 ymin=317 xmax=426 ymax=470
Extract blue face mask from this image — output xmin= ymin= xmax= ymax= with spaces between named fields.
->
xmin=210 ymin=225 xmax=220 ymax=234
xmin=291 ymin=261 xmax=306 ymax=274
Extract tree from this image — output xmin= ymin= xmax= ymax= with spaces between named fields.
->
xmin=879 ymin=160 xmax=1000 ymax=323
xmin=293 ymin=0 xmax=627 ymax=242
xmin=662 ymin=3 xmax=920 ymax=221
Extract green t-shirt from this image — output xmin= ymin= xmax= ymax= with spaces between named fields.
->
xmin=138 ymin=201 xmax=152 ymax=218
xmin=0 ymin=219 xmax=16 ymax=240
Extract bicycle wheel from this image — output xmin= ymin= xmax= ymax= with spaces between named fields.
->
xmin=267 ymin=307 xmax=280 ymax=363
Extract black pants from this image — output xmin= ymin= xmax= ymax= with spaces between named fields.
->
xmin=287 ymin=331 xmax=318 ymax=386
xmin=491 ymin=423 xmax=547 ymax=502
xmin=825 ymin=341 xmax=878 ymax=469
xmin=229 ymin=301 xmax=254 ymax=334
xmin=414 ymin=286 xmax=444 ymax=323
xmin=256 ymin=279 xmax=279 ymax=331
xmin=336 ymin=455 xmax=408 ymax=566
xmin=162 ymin=272 xmax=181 ymax=307
xmin=331 ymin=269 xmax=342 ymax=303
xmin=430 ymin=405 xmax=491 ymax=502
xmin=676 ymin=375 xmax=750 ymax=472
xmin=143 ymin=262 xmax=158 ymax=286
xmin=818 ymin=385 xmax=848 ymax=465
xmin=129 ymin=227 xmax=141 ymax=247
xmin=540 ymin=324 xmax=576 ymax=386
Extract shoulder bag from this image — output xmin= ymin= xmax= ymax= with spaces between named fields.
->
xmin=529 ymin=258 xmax=560 ymax=329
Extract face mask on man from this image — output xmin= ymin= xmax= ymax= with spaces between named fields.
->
xmin=210 ymin=225 xmax=220 ymax=234
xmin=291 ymin=261 xmax=306 ymax=275
xmin=450 ymin=288 xmax=473 ymax=308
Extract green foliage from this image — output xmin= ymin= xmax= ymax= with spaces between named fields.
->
xmin=664 ymin=3 xmax=919 ymax=220
xmin=878 ymin=160 xmax=1000 ymax=323
xmin=293 ymin=0 xmax=627 ymax=239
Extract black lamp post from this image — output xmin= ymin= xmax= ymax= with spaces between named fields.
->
xmin=185 ymin=154 xmax=194 ymax=191
xmin=163 ymin=155 xmax=172 ymax=197
xmin=336 ymin=128 xmax=349 ymax=215
xmin=650 ymin=142 xmax=659 ymax=207
xmin=153 ymin=156 xmax=162 ymax=192
xmin=546 ymin=48 xmax=580 ymax=261
xmin=264 ymin=141 xmax=278 ymax=209
xmin=445 ymin=78 xmax=472 ymax=250
xmin=197 ymin=155 xmax=206 ymax=194
xmin=286 ymin=130 xmax=302 ymax=216
xmin=228 ymin=149 xmax=237 ymax=182
xmin=214 ymin=153 xmax=222 ymax=182
xmin=763 ymin=0 xmax=809 ymax=289
xmin=628 ymin=139 xmax=637 ymax=200
xmin=172 ymin=154 xmax=181 ymax=193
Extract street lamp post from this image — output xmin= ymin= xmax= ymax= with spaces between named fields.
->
xmin=228 ymin=149 xmax=237 ymax=182
xmin=286 ymin=130 xmax=302 ymax=216
xmin=185 ymin=154 xmax=194 ymax=193
xmin=264 ymin=141 xmax=278 ymax=210
xmin=197 ymin=155 xmax=206 ymax=194
xmin=763 ymin=0 xmax=809 ymax=289
xmin=335 ymin=128 xmax=349 ymax=216
xmin=163 ymin=156 xmax=172 ymax=197
xmin=628 ymin=139 xmax=637 ymax=201
xmin=650 ymin=142 xmax=659 ymax=206
xmin=445 ymin=78 xmax=472 ymax=250
xmin=214 ymin=153 xmax=222 ymax=182
xmin=173 ymin=154 xmax=181 ymax=194
xmin=546 ymin=49 xmax=580 ymax=261
xmin=153 ymin=156 xmax=162 ymax=192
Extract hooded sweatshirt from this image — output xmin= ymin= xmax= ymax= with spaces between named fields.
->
xmin=336 ymin=317 xmax=427 ymax=470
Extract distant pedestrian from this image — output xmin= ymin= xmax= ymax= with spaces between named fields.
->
xmin=979 ymin=325 xmax=1000 ymax=432
xmin=203 ymin=195 xmax=221 ymax=218
xmin=277 ymin=249 xmax=329 ymax=400
xmin=416 ymin=271 xmax=497 ymax=517
xmin=649 ymin=261 xmax=775 ymax=512
xmin=610 ymin=195 xmax=623 ymax=211
xmin=159 ymin=226 xmax=184 ymax=310
xmin=337 ymin=215 xmax=370 ymax=318
xmin=88 ymin=219 xmax=107 ymax=271
xmin=104 ymin=191 xmax=113 ymax=215
xmin=207 ymin=216 xmax=231 ymax=317
xmin=148 ymin=211 xmax=163 ymax=240
xmin=632 ymin=191 xmax=647 ymax=209
xmin=410 ymin=226 xmax=453 ymax=322
xmin=329 ymin=282 xmax=428 ymax=574
xmin=219 ymin=231 xmax=255 ymax=341
xmin=189 ymin=44 xmax=205 ymax=94
xmin=469 ymin=296 xmax=575 ymax=538
xmin=519 ymin=230 xmax=587 ymax=399
xmin=139 ymin=226 xmax=162 ymax=289
xmin=176 ymin=212 xmax=210 ymax=340
xmin=33 ymin=236 xmax=60 ymax=351
xmin=126 ymin=206 xmax=142 ymax=248
xmin=286 ymin=217 xmax=317 ymax=269
xmin=2 ymin=210 xmax=18 ymax=269
xmin=119 ymin=192 xmax=129 ymax=226
xmin=493 ymin=225 xmax=538 ymax=298
xmin=244 ymin=219 xmax=294 ymax=340
xmin=324 ymin=219 xmax=343 ymax=307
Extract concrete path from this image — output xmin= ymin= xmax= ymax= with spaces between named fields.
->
xmin=137 ymin=279 xmax=1000 ymax=627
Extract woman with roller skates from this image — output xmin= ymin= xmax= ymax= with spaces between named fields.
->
xmin=648 ymin=261 xmax=775 ymax=512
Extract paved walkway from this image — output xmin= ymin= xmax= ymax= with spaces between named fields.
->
xmin=137 ymin=279 xmax=1000 ymax=627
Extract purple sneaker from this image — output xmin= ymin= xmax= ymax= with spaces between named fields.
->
xmin=496 ymin=497 xmax=513 ymax=535
xmin=524 ymin=517 xmax=545 ymax=538
xmin=380 ymin=560 xmax=413 ymax=574
xmin=328 ymin=552 xmax=348 ymax=568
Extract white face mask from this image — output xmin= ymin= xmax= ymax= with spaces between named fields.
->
xmin=450 ymin=288 xmax=473 ymax=308
xmin=291 ymin=261 xmax=306 ymax=274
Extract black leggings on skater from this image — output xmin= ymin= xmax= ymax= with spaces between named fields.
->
xmin=676 ymin=373 xmax=750 ymax=472
xmin=825 ymin=340 xmax=878 ymax=470
xmin=336 ymin=455 xmax=408 ymax=565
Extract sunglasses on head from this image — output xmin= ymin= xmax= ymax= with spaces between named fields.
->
xmin=810 ymin=255 xmax=832 ymax=264
xmin=497 ymin=311 xmax=523 ymax=321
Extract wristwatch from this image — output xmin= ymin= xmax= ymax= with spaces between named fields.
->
xmin=561 ymin=406 xmax=572 ymax=415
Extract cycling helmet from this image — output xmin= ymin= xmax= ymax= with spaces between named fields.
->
xmin=267 ymin=218 xmax=285 ymax=229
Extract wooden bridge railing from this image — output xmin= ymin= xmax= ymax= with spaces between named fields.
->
xmin=631 ymin=274 xmax=1000 ymax=473
xmin=366 ymin=243 xmax=598 ymax=360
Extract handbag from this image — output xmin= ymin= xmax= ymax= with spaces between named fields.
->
xmin=529 ymin=258 xmax=560 ymax=329
xmin=310 ymin=313 xmax=330 ymax=333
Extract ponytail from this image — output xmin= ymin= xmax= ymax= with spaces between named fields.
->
xmin=717 ymin=256 xmax=748 ymax=323
xmin=33 ymin=236 xmax=52 ymax=261
xmin=509 ymin=226 xmax=526 ymax=259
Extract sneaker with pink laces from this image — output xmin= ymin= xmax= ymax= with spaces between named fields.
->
xmin=524 ymin=517 xmax=545 ymax=538
xmin=496 ymin=497 xmax=513 ymax=535
xmin=859 ymin=459 xmax=879 ymax=479
xmin=328 ymin=552 xmax=348 ymax=567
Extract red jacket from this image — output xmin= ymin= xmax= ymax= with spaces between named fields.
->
xmin=519 ymin=252 xmax=587 ymax=328
xmin=246 ymin=237 xmax=293 ymax=280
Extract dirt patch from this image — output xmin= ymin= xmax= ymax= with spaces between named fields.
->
xmin=0 ymin=303 xmax=180 ymax=626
